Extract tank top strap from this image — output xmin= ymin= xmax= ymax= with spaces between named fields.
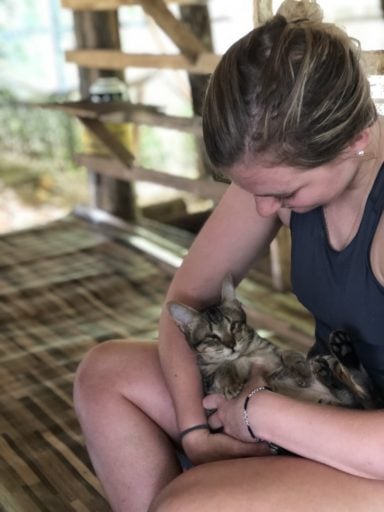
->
xmin=368 ymin=161 xmax=384 ymax=215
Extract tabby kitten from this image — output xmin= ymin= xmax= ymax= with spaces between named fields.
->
xmin=168 ymin=274 xmax=379 ymax=410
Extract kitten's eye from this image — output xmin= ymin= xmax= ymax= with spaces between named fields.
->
xmin=205 ymin=334 xmax=221 ymax=342
xmin=230 ymin=321 xmax=243 ymax=333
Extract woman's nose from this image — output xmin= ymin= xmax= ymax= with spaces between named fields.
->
xmin=253 ymin=196 xmax=281 ymax=217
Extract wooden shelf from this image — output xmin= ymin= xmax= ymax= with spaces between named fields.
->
xmin=65 ymin=49 xmax=221 ymax=74
xmin=41 ymin=100 xmax=202 ymax=134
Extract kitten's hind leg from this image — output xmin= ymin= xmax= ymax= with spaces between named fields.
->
xmin=329 ymin=330 xmax=360 ymax=368
xmin=328 ymin=330 xmax=378 ymax=408
xmin=310 ymin=356 xmax=342 ymax=390
xmin=310 ymin=355 xmax=357 ymax=406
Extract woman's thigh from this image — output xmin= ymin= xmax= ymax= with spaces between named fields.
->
xmin=151 ymin=455 xmax=384 ymax=512
xmin=74 ymin=340 xmax=184 ymax=512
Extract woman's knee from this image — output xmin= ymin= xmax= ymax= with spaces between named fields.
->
xmin=73 ymin=339 xmax=155 ymax=415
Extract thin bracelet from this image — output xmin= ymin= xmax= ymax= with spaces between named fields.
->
xmin=179 ymin=423 xmax=210 ymax=443
xmin=243 ymin=386 xmax=272 ymax=442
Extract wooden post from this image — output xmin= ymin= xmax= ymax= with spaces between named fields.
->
xmin=253 ymin=0 xmax=273 ymax=25
xmin=179 ymin=4 xmax=218 ymax=184
xmin=179 ymin=4 xmax=213 ymax=116
xmin=73 ymin=10 xmax=138 ymax=220
xmin=270 ymin=228 xmax=292 ymax=291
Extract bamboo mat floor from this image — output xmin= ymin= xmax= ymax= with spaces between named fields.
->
xmin=0 ymin=212 xmax=314 ymax=511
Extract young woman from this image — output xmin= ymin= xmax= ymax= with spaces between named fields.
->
xmin=73 ymin=1 xmax=384 ymax=510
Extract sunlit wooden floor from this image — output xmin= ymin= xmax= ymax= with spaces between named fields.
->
xmin=0 ymin=211 xmax=314 ymax=511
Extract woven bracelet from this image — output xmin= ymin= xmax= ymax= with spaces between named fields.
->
xmin=243 ymin=386 xmax=272 ymax=442
xmin=179 ymin=423 xmax=210 ymax=443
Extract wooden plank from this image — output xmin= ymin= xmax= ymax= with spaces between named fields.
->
xmin=40 ymin=100 xmax=159 ymax=119
xmin=62 ymin=0 xmax=207 ymax=9
xmin=140 ymin=0 xmax=206 ymax=61
xmin=108 ymin=106 xmax=202 ymax=134
xmin=65 ymin=49 xmax=221 ymax=73
xmin=75 ymin=153 xmax=228 ymax=201
xmin=42 ymin=100 xmax=203 ymax=134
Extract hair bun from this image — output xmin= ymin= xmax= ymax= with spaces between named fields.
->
xmin=276 ymin=0 xmax=323 ymax=24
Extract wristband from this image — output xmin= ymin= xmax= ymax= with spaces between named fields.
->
xmin=243 ymin=386 xmax=272 ymax=441
xmin=179 ymin=423 xmax=210 ymax=443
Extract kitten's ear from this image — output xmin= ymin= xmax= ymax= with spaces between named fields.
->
xmin=167 ymin=302 xmax=199 ymax=333
xmin=221 ymin=273 xmax=237 ymax=303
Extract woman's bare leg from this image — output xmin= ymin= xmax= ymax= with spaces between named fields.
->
xmin=73 ymin=339 xmax=181 ymax=512
xmin=150 ymin=456 xmax=384 ymax=512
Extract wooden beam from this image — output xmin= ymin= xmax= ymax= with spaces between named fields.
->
xmin=108 ymin=107 xmax=202 ymax=134
xmin=65 ymin=49 xmax=220 ymax=73
xmin=61 ymin=0 xmax=207 ymax=9
xmin=42 ymin=101 xmax=202 ymax=134
xmin=64 ymin=50 xmax=217 ymax=74
xmin=75 ymin=153 xmax=227 ymax=202
xmin=139 ymin=0 xmax=206 ymax=61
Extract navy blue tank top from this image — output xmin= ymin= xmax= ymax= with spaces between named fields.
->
xmin=290 ymin=162 xmax=384 ymax=392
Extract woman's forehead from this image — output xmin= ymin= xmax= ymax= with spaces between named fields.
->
xmin=229 ymin=161 xmax=305 ymax=194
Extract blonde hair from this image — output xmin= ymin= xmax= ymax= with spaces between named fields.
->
xmin=277 ymin=0 xmax=323 ymax=23
xmin=202 ymin=0 xmax=377 ymax=170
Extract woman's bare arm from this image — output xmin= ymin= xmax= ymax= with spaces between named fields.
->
xmin=157 ymin=183 xmax=281 ymax=462
xmin=204 ymin=382 xmax=384 ymax=479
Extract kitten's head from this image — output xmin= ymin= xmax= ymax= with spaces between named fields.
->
xmin=167 ymin=274 xmax=253 ymax=362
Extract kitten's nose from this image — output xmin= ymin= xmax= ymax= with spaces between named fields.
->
xmin=223 ymin=337 xmax=235 ymax=349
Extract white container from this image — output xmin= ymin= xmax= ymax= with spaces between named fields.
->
xmin=82 ymin=77 xmax=134 ymax=156
xmin=89 ymin=77 xmax=128 ymax=103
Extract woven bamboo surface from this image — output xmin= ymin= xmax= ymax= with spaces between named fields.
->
xmin=0 ymin=214 xmax=174 ymax=511
xmin=0 ymin=213 xmax=314 ymax=511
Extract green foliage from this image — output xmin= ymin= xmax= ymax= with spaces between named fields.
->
xmin=137 ymin=125 xmax=198 ymax=178
xmin=0 ymin=88 xmax=80 ymax=162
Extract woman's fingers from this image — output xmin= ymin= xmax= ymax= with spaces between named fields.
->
xmin=203 ymin=393 xmax=226 ymax=410
xmin=203 ymin=394 xmax=226 ymax=430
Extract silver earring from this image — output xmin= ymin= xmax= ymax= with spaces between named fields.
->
xmin=357 ymin=150 xmax=365 ymax=156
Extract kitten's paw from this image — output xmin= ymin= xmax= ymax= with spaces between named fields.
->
xmin=329 ymin=330 xmax=359 ymax=368
xmin=310 ymin=356 xmax=334 ymax=385
xmin=223 ymin=382 xmax=244 ymax=399
xmin=311 ymin=355 xmax=348 ymax=394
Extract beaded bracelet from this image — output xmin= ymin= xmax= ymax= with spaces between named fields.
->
xmin=243 ymin=386 xmax=272 ymax=441
xmin=179 ymin=423 xmax=210 ymax=443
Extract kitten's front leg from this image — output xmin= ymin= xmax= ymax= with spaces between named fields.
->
xmin=211 ymin=364 xmax=247 ymax=399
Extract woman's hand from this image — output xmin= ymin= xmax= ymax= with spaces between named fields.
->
xmin=203 ymin=373 xmax=270 ymax=444
xmin=181 ymin=427 xmax=271 ymax=466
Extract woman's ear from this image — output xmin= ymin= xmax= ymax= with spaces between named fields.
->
xmin=348 ymin=127 xmax=371 ymax=156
